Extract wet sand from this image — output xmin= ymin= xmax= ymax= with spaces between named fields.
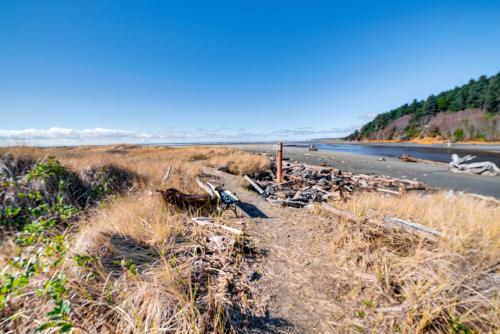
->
xmin=229 ymin=144 xmax=500 ymax=198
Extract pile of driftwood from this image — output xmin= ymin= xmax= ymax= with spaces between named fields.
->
xmin=245 ymin=157 xmax=428 ymax=208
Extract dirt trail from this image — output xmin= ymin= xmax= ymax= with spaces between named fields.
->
xmin=213 ymin=170 xmax=346 ymax=333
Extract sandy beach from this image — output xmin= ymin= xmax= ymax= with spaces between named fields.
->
xmin=230 ymin=143 xmax=500 ymax=198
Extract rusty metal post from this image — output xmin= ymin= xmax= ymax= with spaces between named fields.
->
xmin=276 ymin=142 xmax=283 ymax=183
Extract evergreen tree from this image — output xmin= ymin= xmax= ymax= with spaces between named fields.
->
xmin=484 ymin=74 xmax=500 ymax=113
xmin=409 ymin=99 xmax=418 ymax=114
xmin=466 ymin=79 xmax=482 ymax=108
xmin=424 ymin=95 xmax=437 ymax=115
xmin=450 ymin=88 xmax=466 ymax=111
xmin=436 ymin=94 xmax=449 ymax=111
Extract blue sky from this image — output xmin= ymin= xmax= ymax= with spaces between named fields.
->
xmin=1 ymin=0 xmax=499 ymax=145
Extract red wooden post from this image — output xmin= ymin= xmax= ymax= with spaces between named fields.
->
xmin=277 ymin=142 xmax=283 ymax=183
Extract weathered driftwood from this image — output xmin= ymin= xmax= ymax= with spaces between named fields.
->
xmin=319 ymin=203 xmax=446 ymax=238
xmin=320 ymin=203 xmax=359 ymax=222
xmin=308 ymin=144 xmax=318 ymax=152
xmin=375 ymin=187 xmax=400 ymax=196
xmin=244 ymin=175 xmax=265 ymax=195
xmin=383 ymin=216 xmax=447 ymax=238
xmin=449 ymin=154 xmax=500 ymax=176
xmin=247 ymin=155 xmax=428 ymax=207
xmin=191 ymin=217 xmax=243 ymax=235
xmin=157 ymin=188 xmax=216 ymax=211
xmin=196 ymin=177 xmax=215 ymax=197
xmin=465 ymin=193 xmax=500 ymax=205
xmin=162 ymin=165 xmax=172 ymax=182
xmin=399 ymin=155 xmax=418 ymax=162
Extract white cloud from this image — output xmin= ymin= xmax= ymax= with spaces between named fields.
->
xmin=358 ymin=113 xmax=377 ymax=121
xmin=0 ymin=126 xmax=357 ymax=146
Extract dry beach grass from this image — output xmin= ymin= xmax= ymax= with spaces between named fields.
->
xmin=313 ymin=192 xmax=500 ymax=332
xmin=0 ymin=145 xmax=266 ymax=333
xmin=0 ymin=145 xmax=498 ymax=333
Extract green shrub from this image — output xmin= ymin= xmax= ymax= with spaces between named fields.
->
xmin=454 ymin=128 xmax=465 ymax=141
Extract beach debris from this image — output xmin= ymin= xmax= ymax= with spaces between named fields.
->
xmin=399 ymin=154 xmax=418 ymax=162
xmin=448 ymin=154 xmax=500 ymax=176
xmin=308 ymin=144 xmax=318 ymax=152
xmin=378 ymin=157 xmax=386 ymax=161
xmin=244 ymin=155 xmax=428 ymax=207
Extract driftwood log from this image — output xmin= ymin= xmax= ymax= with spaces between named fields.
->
xmin=244 ymin=175 xmax=265 ymax=195
xmin=399 ymin=155 xmax=418 ymax=162
xmin=157 ymin=188 xmax=216 ymax=212
xmin=449 ymin=154 xmax=500 ymax=176
xmin=319 ymin=203 xmax=447 ymax=239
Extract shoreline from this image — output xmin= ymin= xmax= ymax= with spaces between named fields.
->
xmin=320 ymin=139 xmax=500 ymax=152
xmin=227 ymin=143 xmax=500 ymax=198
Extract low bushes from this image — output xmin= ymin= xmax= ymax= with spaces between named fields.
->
xmin=0 ymin=155 xmax=137 ymax=332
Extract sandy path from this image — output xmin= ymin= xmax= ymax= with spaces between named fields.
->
xmin=213 ymin=169 xmax=344 ymax=333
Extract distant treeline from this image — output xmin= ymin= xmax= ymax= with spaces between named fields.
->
xmin=348 ymin=72 xmax=500 ymax=140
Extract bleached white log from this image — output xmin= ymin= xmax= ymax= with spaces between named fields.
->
xmin=244 ymin=175 xmax=264 ymax=195
xmin=383 ymin=216 xmax=447 ymax=238
xmin=195 ymin=177 xmax=215 ymax=197
xmin=320 ymin=203 xmax=447 ymax=238
xmin=449 ymin=154 xmax=499 ymax=176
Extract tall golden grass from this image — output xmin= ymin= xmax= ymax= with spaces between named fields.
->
xmin=0 ymin=145 xmax=264 ymax=333
xmin=0 ymin=145 xmax=269 ymax=193
xmin=68 ymin=195 xmax=225 ymax=333
xmin=318 ymin=192 xmax=500 ymax=332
